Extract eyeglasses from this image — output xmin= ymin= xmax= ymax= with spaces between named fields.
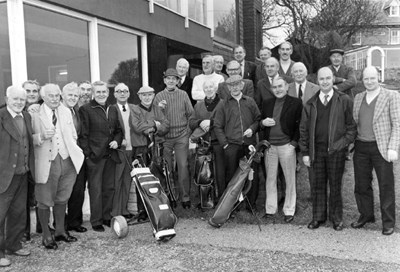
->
xmin=115 ymin=90 xmax=129 ymax=94
xmin=26 ymin=89 xmax=38 ymax=93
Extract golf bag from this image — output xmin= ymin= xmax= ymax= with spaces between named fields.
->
xmin=194 ymin=138 xmax=215 ymax=209
xmin=209 ymin=140 xmax=270 ymax=228
xmin=132 ymin=162 xmax=177 ymax=241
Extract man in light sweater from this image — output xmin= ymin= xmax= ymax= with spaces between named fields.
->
xmin=192 ymin=55 xmax=224 ymax=102
xmin=154 ymin=68 xmax=194 ymax=209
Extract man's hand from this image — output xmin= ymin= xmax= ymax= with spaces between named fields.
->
xmin=261 ymin=117 xmax=275 ymax=127
xmin=200 ymin=120 xmax=210 ymax=132
xmin=243 ymin=128 xmax=253 ymax=138
xmin=158 ymin=100 xmax=167 ymax=109
xmin=41 ymin=128 xmax=56 ymax=140
xmin=388 ymin=149 xmax=398 ymax=162
xmin=121 ymin=139 xmax=127 ymax=147
xmin=109 ymin=140 xmax=118 ymax=149
xmin=154 ymin=120 xmax=161 ymax=129
xmin=27 ymin=104 xmax=40 ymax=114
xmin=303 ymin=156 xmax=311 ymax=167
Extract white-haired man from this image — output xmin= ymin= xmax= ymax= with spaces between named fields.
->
xmin=288 ymin=62 xmax=319 ymax=104
xmin=213 ymin=55 xmax=228 ymax=80
xmin=176 ymin=58 xmax=194 ymax=106
xmin=192 ymin=55 xmax=224 ymax=102
xmin=0 ymin=86 xmax=34 ymax=267
xmin=31 ymin=83 xmax=84 ymax=249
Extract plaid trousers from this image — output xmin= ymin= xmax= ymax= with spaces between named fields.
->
xmin=310 ymin=150 xmax=346 ymax=223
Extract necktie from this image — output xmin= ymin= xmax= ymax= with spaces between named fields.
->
xmin=14 ymin=114 xmax=24 ymax=134
xmin=71 ymin=108 xmax=78 ymax=130
xmin=177 ymin=78 xmax=182 ymax=88
xmin=298 ymin=84 xmax=303 ymax=99
xmin=122 ymin=105 xmax=126 ymax=112
xmin=52 ymin=109 xmax=57 ymax=126
xmin=323 ymin=94 xmax=329 ymax=106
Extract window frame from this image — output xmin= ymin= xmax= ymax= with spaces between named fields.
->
xmin=390 ymin=29 xmax=400 ymax=44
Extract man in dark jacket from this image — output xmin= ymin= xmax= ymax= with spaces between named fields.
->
xmin=299 ymin=67 xmax=356 ymax=231
xmin=214 ymin=75 xmax=260 ymax=208
xmin=79 ymin=81 xmax=123 ymax=232
xmin=260 ymin=77 xmax=302 ymax=223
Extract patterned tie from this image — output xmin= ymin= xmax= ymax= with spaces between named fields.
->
xmin=298 ymin=84 xmax=303 ymax=99
xmin=71 ymin=108 xmax=78 ymax=131
xmin=122 ymin=105 xmax=126 ymax=112
xmin=177 ymin=78 xmax=182 ymax=88
xmin=14 ymin=114 xmax=24 ymax=134
xmin=52 ymin=109 xmax=57 ymax=126
xmin=323 ymin=94 xmax=329 ymax=106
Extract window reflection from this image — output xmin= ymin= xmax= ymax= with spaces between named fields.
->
xmin=0 ymin=3 xmax=11 ymax=105
xmin=24 ymin=4 xmax=90 ymax=88
xmin=98 ymin=25 xmax=141 ymax=104
xmin=189 ymin=0 xmax=207 ymax=25
xmin=214 ymin=0 xmax=237 ymax=43
xmin=154 ymin=0 xmax=181 ymax=13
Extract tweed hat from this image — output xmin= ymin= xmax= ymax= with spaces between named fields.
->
xmin=163 ymin=68 xmax=179 ymax=78
xmin=137 ymin=86 xmax=155 ymax=94
xmin=226 ymin=75 xmax=243 ymax=85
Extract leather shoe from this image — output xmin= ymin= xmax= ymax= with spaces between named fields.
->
xmin=262 ymin=213 xmax=275 ymax=220
xmin=284 ymin=215 xmax=294 ymax=223
xmin=92 ymin=225 xmax=105 ymax=232
xmin=42 ymin=238 xmax=58 ymax=250
xmin=182 ymin=201 xmax=191 ymax=209
xmin=21 ymin=232 xmax=31 ymax=243
xmin=0 ymin=257 xmax=11 ymax=267
xmin=382 ymin=227 xmax=394 ymax=236
xmin=5 ymin=248 xmax=31 ymax=256
xmin=308 ymin=220 xmax=325 ymax=229
xmin=103 ymin=220 xmax=111 ymax=227
xmin=67 ymin=225 xmax=87 ymax=233
xmin=55 ymin=233 xmax=77 ymax=243
xmin=333 ymin=222 xmax=344 ymax=231
xmin=350 ymin=217 xmax=375 ymax=229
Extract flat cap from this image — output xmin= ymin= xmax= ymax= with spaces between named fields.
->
xmin=163 ymin=68 xmax=179 ymax=78
xmin=330 ymin=48 xmax=345 ymax=55
xmin=137 ymin=86 xmax=155 ymax=94
xmin=226 ymin=75 xmax=243 ymax=85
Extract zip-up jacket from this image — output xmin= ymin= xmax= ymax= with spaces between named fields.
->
xmin=214 ymin=95 xmax=260 ymax=146
xmin=299 ymin=90 xmax=356 ymax=163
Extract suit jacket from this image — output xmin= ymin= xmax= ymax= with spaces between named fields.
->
xmin=353 ymin=88 xmax=400 ymax=161
xmin=217 ymin=79 xmax=254 ymax=100
xmin=242 ymin=60 xmax=257 ymax=85
xmin=288 ymin=81 xmax=320 ymax=105
xmin=329 ymin=64 xmax=357 ymax=96
xmin=0 ymin=108 xmax=34 ymax=193
xmin=179 ymin=76 xmax=195 ymax=106
xmin=32 ymin=103 xmax=84 ymax=184
xmin=260 ymin=95 xmax=303 ymax=147
xmin=79 ymin=100 xmax=123 ymax=163
xmin=255 ymin=77 xmax=275 ymax=108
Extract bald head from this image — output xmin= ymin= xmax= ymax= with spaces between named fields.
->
xmin=362 ymin=66 xmax=380 ymax=92
xmin=317 ymin=67 xmax=334 ymax=94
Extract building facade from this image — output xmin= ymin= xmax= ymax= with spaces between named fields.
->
xmin=344 ymin=0 xmax=400 ymax=82
xmin=0 ymin=0 xmax=262 ymax=105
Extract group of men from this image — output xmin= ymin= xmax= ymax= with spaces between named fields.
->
xmin=0 ymin=41 xmax=398 ymax=268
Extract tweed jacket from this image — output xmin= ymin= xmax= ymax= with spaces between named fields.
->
xmin=288 ymin=81 xmax=320 ymax=105
xmin=0 ymin=108 xmax=35 ymax=193
xmin=329 ymin=64 xmax=357 ymax=96
xmin=217 ymin=79 xmax=254 ymax=100
xmin=299 ymin=90 xmax=357 ymax=163
xmin=79 ymin=100 xmax=123 ymax=163
xmin=31 ymin=103 xmax=84 ymax=184
xmin=353 ymin=87 xmax=400 ymax=161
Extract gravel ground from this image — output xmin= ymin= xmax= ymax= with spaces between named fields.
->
xmin=3 ymin=218 xmax=400 ymax=272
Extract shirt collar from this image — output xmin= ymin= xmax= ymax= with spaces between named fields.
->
xmin=319 ymin=89 xmax=334 ymax=102
xmin=117 ymin=102 xmax=129 ymax=112
xmin=6 ymin=106 xmax=23 ymax=118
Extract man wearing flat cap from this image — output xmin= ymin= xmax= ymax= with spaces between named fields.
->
xmin=214 ymin=75 xmax=261 ymax=208
xmin=329 ymin=48 xmax=357 ymax=98
xmin=154 ymin=69 xmax=194 ymax=209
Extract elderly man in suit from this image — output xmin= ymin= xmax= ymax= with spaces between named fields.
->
xmin=278 ymin=42 xmax=295 ymax=83
xmin=288 ymin=62 xmax=319 ymax=104
xmin=192 ymin=55 xmax=225 ymax=103
xmin=351 ymin=66 xmax=400 ymax=236
xmin=66 ymin=81 xmax=91 ymax=233
xmin=255 ymin=46 xmax=272 ymax=84
xmin=0 ymin=86 xmax=34 ymax=267
xmin=217 ymin=60 xmax=254 ymax=100
xmin=233 ymin=45 xmax=257 ymax=86
xmin=213 ymin=55 xmax=228 ymax=80
xmin=299 ymin=67 xmax=356 ymax=231
xmin=176 ymin=58 xmax=195 ymax=106
xmin=255 ymin=57 xmax=280 ymax=108
xmin=329 ymin=49 xmax=357 ymax=98
xmin=31 ymin=83 xmax=84 ymax=249
xmin=79 ymin=81 xmax=123 ymax=232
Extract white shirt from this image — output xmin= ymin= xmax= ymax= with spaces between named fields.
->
xmin=295 ymin=81 xmax=307 ymax=98
xmin=7 ymin=107 xmax=23 ymax=118
xmin=319 ymin=89 xmax=334 ymax=104
xmin=117 ymin=103 xmax=132 ymax=151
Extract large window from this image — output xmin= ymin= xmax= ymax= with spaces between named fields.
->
xmin=154 ymin=0 xmax=181 ymax=13
xmin=0 ymin=2 xmax=11 ymax=105
xmin=189 ymin=0 xmax=207 ymax=25
xmin=390 ymin=30 xmax=400 ymax=44
xmin=24 ymin=4 xmax=90 ymax=88
xmin=389 ymin=4 xmax=400 ymax=16
xmin=98 ymin=25 xmax=141 ymax=104
xmin=214 ymin=0 xmax=237 ymax=43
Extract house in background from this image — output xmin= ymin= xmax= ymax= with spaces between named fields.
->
xmin=0 ymin=0 xmax=262 ymax=105
xmin=344 ymin=0 xmax=400 ymax=82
